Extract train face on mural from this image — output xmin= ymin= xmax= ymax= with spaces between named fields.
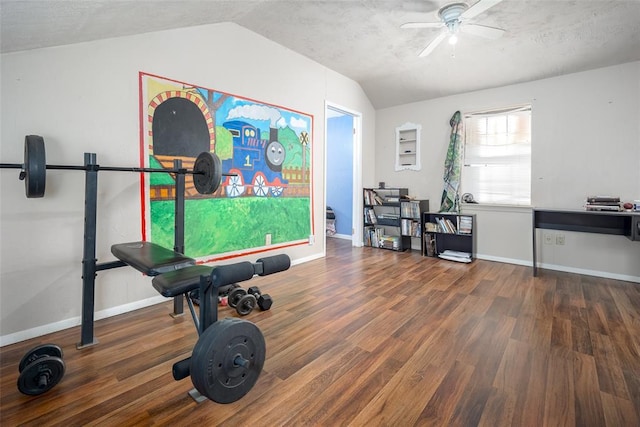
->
xmin=222 ymin=120 xmax=288 ymax=198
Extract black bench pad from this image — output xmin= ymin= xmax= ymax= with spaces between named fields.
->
xmin=152 ymin=265 xmax=214 ymax=297
xmin=111 ymin=241 xmax=195 ymax=276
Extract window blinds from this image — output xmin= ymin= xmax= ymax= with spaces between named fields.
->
xmin=462 ymin=104 xmax=532 ymax=205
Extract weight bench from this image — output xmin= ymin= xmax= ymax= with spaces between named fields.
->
xmin=110 ymin=241 xmax=196 ymax=276
xmin=111 ymin=240 xmax=291 ymax=404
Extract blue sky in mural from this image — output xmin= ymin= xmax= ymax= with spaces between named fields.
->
xmin=196 ymin=89 xmax=311 ymax=135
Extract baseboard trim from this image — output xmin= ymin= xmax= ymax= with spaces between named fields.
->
xmin=292 ymin=252 xmax=324 ymax=266
xmin=330 ymin=234 xmax=352 ymax=241
xmin=0 ymin=295 xmax=167 ymax=347
xmin=475 ymin=254 xmax=531 ymax=267
xmin=476 ymin=254 xmax=640 ymax=283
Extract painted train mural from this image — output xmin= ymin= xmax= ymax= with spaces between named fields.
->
xmin=146 ymin=83 xmax=311 ymax=202
xmin=143 ymin=73 xmax=312 ymax=258
xmin=221 ymin=120 xmax=288 ymax=198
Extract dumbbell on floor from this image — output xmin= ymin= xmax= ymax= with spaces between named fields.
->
xmin=248 ymin=286 xmax=273 ymax=311
xmin=228 ymin=287 xmax=256 ymax=316
xmin=17 ymin=343 xmax=65 ymax=396
xmin=227 ymin=286 xmax=273 ymax=316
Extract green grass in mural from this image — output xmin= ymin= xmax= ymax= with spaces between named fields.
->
xmin=149 ymin=156 xmax=175 ymax=185
xmin=151 ymin=197 xmax=311 ymax=258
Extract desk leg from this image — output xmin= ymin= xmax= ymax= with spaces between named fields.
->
xmin=532 ymin=213 xmax=537 ymax=277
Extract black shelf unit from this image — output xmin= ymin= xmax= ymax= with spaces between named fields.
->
xmin=422 ymin=212 xmax=476 ymax=261
xmin=363 ymin=187 xmax=409 ymax=251
xmin=401 ymin=199 xmax=430 ymax=250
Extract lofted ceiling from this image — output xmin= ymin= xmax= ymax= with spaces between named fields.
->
xmin=1 ymin=0 xmax=639 ymax=109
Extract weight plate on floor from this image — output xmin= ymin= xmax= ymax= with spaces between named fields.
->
xmin=228 ymin=287 xmax=247 ymax=308
xmin=193 ymin=151 xmax=222 ymax=195
xmin=24 ymin=135 xmax=46 ymax=198
xmin=17 ymin=356 xmax=65 ymax=396
xmin=190 ymin=318 xmax=266 ymax=404
xmin=236 ymin=294 xmax=257 ymax=316
xmin=18 ymin=343 xmax=63 ymax=373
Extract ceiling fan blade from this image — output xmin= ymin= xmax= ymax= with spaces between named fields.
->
xmin=461 ymin=24 xmax=505 ymax=39
xmin=461 ymin=0 xmax=504 ymax=20
xmin=419 ymin=31 xmax=447 ymax=57
xmin=401 ymin=22 xmax=443 ymax=29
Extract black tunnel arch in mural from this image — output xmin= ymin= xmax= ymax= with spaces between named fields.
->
xmin=152 ymin=97 xmax=210 ymax=157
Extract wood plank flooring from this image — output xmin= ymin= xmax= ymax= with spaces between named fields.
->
xmin=1 ymin=237 xmax=639 ymax=426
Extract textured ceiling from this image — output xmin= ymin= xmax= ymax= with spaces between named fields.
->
xmin=1 ymin=0 xmax=639 ymax=109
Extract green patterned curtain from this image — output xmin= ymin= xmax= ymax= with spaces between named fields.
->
xmin=439 ymin=111 xmax=464 ymax=212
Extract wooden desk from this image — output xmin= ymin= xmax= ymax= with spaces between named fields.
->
xmin=532 ymin=208 xmax=640 ymax=276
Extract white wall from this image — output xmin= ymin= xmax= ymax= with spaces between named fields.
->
xmin=376 ymin=61 xmax=640 ymax=282
xmin=0 ymin=23 xmax=375 ymax=344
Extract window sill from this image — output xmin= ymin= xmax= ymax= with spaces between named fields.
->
xmin=460 ymin=203 xmax=533 ymax=214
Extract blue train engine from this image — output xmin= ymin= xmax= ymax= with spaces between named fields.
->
xmin=222 ymin=120 xmax=288 ymax=197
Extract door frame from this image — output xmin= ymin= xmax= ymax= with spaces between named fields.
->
xmin=324 ymin=101 xmax=363 ymax=248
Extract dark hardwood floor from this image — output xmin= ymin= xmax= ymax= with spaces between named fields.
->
xmin=2 ymin=237 xmax=639 ymax=426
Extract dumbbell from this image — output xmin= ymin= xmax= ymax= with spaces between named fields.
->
xmin=248 ymin=286 xmax=273 ymax=311
xmin=228 ymin=287 xmax=257 ymax=316
xmin=227 ymin=286 xmax=273 ymax=316
xmin=17 ymin=344 xmax=65 ymax=396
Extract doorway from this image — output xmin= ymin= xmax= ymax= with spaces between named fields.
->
xmin=325 ymin=102 xmax=362 ymax=248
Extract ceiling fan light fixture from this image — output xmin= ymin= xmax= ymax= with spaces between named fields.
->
xmin=437 ymin=2 xmax=469 ymax=22
xmin=446 ymin=19 xmax=460 ymax=45
xmin=402 ymin=0 xmax=506 ymax=58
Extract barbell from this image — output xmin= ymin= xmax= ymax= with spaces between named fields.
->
xmin=0 ymin=135 xmax=226 ymax=198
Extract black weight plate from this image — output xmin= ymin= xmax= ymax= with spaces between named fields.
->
xmin=228 ymin=287 xmax=247 ymax=308
xmin=24 ymin=135 xmax=46 ymax=198
xmin=190 ymin=318 xmax=265 ymax=404
xmin=19 ymin=344 xmax=63 ymax=373
xmin=236 ymin=294 xmax=256 ymax=316
xmin=17 ymin=356 xmax=65 ymax=396
xmin=193 ymin=151 xmax=222 ymax=195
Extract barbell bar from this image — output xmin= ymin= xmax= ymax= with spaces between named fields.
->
xmin=0 ymin=135 xmax=229 ymax=197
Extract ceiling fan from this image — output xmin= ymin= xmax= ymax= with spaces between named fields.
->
xmin=401 ymin=0 xmax=506 ymax=57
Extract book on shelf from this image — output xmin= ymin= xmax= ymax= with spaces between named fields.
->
xmin=377 ymin=213 xmax=400 ymax=220
xmin=364 ymin=226 xmax=385 ymax=247
xmin=401 ymin=201 xmax=422 ymax=219
xmin=585 ymin=204 xmax=621 ymax=211
xmin=458 ymin=216 xmax=473 ymax=234
xmin=587 ymin=196 xmax=620 ymax=203
xmin=364 ymin=207 xmax=377 ymax=224
xmin=401 ymin=218 xmax=410 ymax=235
xmin=364 ymin=226 xmax=400 ymax=250
xmin=424 ymin=233 xmax=437 ymax=257
xmin=364 ymin=189 xmax=385 ymax=206
xmin=401 ymin=219 xmax=421 ymax=237
xmin=380 ymin=235 xmax=400 ymax=250
xmin=585 ymin=196 xmax=621 ymax=211
xmin=435 ymin=217 xmax=457 ymax=233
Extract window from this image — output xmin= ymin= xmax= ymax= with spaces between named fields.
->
xmin=462 ymin=104 xmax=531 ymax=205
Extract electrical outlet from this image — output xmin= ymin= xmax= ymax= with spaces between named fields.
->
xmin=556 ymin=234 xmax=565 ymax=245
xmin=544 ymin=234 xmax=553 ymax=245
xmin=265 ymin=233 xmax=272 ymax=245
